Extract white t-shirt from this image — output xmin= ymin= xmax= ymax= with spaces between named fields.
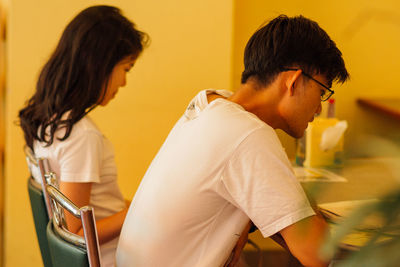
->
xmin=33 ymin=116 xmax=126 ymax=267
xmin=117 ymin=90 xmax=315 ymax=267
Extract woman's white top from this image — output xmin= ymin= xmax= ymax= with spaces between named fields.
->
xmin=33 ymin=115 xmax=125 ymax=267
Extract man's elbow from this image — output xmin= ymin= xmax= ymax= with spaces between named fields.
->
xmin=294 ymin=248 xmax=329 ymax=267
xmin=281 ymin=215 xmax=331 ymax=267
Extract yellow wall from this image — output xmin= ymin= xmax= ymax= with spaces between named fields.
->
xmin=6 ymin=0 xmax=400 ymax=265
xmin=0 ymin=0 xmax=8 ymax=264
xmin=233 ymin=0 xmax=400 ymax=158
xmin=5 ymin=0 xmax=232 ymax=266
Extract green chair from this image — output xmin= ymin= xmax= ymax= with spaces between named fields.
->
xmin=26 ymin=146 xmax=54 ymax=267
xmin=46 ymin=183 xmax=101 ymax=267
xmin=28 ymin=177 xmax=54 ymax=267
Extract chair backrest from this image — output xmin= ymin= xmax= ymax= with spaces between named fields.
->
xmin=46 ymin=183 xmax=102 ymax=267
xmin=25 ymin=145 xmax=55 ymax=219
xmin=27 ymin=177 xmax=54 ymax=267
xmin=25 ymin=146 xmax=54 ymax=267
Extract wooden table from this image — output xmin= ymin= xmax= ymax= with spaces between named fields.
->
xmin=357 ymin=98 xmax=400 ymax=122
xmin=303 ymin=157 xmax=400 ymax=204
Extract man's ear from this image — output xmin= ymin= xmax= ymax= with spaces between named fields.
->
xmin=285 ymin=69 xmax=302 ymax=96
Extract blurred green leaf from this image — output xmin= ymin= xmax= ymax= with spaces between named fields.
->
xmin=322 ymin=188 xmax=400 ymax=266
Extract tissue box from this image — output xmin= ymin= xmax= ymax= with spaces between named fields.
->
xmin=303 ymin=117 xmax=344 ymax=168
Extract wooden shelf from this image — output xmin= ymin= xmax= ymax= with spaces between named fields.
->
xmin=357 ymin=98 xmax=400 ymax=121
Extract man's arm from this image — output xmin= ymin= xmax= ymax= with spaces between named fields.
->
xmin=279 ymin=214 xmax=330 ymax=267
xmin=225 ymin=221 xmax=253 ymax=267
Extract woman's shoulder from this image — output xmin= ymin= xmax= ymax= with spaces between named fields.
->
xmin=51 ymin=116 xmax=104 ymax=155
xmin=34 ymin=116 xmax=104 ymax=157
xmin=71 ymin=116 xmax=102 ymax=136
xmin=55 ymin=112 xmax=102 ymax=138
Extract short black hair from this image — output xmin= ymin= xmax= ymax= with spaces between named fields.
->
xmin=241 ymin=15 xmax=349 ymax=87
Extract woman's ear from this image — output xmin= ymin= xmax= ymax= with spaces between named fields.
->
xmin=285 ymin=69 xmax=302 ymax=96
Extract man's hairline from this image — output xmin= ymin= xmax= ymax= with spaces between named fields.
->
xmin=242 ymin=67 xmax=335 ymax=89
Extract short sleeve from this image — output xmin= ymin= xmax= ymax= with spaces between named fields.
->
xmin=54 ymin=130 xmax=103 ymax=183
xmin=221 ymin=127 xmax=315 ymax=237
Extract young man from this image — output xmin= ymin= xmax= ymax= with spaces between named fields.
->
xmin=117 ymin=15 xmax=349 ymax=267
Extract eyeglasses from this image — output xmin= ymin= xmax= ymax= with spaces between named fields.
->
xmin=282 ymin=68 xmax=334 ymax=101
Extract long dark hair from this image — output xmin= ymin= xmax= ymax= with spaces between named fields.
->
xmin=19 ymin=5 xmax=148 ymax=150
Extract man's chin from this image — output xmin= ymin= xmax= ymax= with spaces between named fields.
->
xmin=283 ymin=128 xmax=305 ymax=139
xmin=293 ymin=131 xmax=305 ymax=139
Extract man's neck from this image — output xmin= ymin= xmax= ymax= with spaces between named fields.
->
xmin=206 ymin=92 xmax=226 ymax=103
xmin=228 ymin=79 xmax=285 ymax=130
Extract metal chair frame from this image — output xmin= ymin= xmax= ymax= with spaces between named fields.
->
xmin=46 ymin=184 xmax=102 ymax=267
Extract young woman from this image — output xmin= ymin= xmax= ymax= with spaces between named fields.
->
xmin=19 ymin=5 xmax=148 ymax=266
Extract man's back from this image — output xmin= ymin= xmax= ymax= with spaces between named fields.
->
xmin=117 ymin=90 xmax=314 ymax=266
